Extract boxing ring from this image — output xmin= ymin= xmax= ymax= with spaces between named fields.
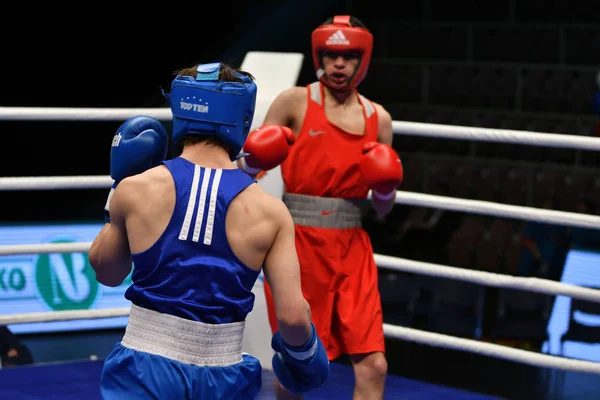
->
xmin=0 ymin=52 xmax=600 ymax=399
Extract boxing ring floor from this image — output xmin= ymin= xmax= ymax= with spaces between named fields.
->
xmin=0 ymin=358 xmax=500 ymax=400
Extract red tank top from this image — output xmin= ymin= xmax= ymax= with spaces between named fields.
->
xmin=281 ymin=82 xmax=379 ymax=199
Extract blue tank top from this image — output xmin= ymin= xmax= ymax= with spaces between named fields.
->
xmin=125 ymin=157 xmax=260 ymax=325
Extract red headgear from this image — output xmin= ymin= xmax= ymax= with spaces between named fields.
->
xmin=311 ymin=15 xmax=373 ymax=91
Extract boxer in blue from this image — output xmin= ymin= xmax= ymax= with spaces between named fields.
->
xmin=88 ymin=62 xmax=330 ymax=399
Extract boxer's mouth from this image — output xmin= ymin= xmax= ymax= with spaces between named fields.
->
xmin=330 ymin=72 xmax=347 ymax=84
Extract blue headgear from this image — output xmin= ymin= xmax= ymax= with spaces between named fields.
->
xmin=164 ymin=62 xmax=258 ymax=160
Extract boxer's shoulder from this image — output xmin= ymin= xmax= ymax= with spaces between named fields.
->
xmin=373 ymin=102 xmax=391 ymax=123
xmin=113 ymin=166 xmax=172 ymax=208
xmin=273 ymin=86 xmax=306 ymax=108
xmin=226 ymin=183 xmax=290 ymax=258
xmin=231 ymin=183 xmax=289 ymax=223
xmin=263 ymin=87 xmax=307 ymax=129
xmin=357 ymin=92 xmax=386 ymax=114
xmin=282 ymin=85 xmax=306 ymax=97
xmin=120 ymin=165 xmax=170 ymax=189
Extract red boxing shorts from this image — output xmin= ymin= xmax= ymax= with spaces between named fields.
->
xmin=264 ymin=194 xmax=385 ymax=360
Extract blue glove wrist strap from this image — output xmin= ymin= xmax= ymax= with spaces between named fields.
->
xmin=283 ymin=323 xmax=318 ymax=361
xmin=104 ymin=182 xmax=118 ymax=223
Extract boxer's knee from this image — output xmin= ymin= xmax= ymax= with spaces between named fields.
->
xmin=350 ymin=351 xmax=387 ymax=385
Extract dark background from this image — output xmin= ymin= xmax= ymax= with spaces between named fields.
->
xmin=0 ymin=0 xmax=354 ymax=222
xmin=1 ymin=1 xmax=600 ymax=399
xmin=1 ymin=0 xmax=599 ymax=223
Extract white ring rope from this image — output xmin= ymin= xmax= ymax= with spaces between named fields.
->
xmin=383 ymin=324 xmax=600 ymax=375
xmin=0 ymin=176 xmax=114 ymax=190
xmin=387 ymin=191 xmax=600 ymax=230
xmin=392 ymin=120 xmax=600 ymax=152
xmin=0 ymin=242 xmax=93 ymax=255
xmin=2 ymin=174 xmax=599 ymax=230
xmin=2 ymin=107 xmax=600 ymax=151
xmin=1 ymin=294 xmax=599 ymax=375
xmin=0 ymin=107 xmax=172 ymax=121
xmin=3 ymin=106 xmax=600 ymax=376
xmin=2 ymin=305 xmax=599 ymax=374
xmin=374 ymin=254 xmax=600 ymax=303
xmin=3 ymin=241 xmax=600 ymax=304
xmin=0 ymin=307 xmax=130 ymax=325
xmin=1 ymin=305 xmax=599 ymax=375
xmin=2 ymin=307 xmax=597 ymax=375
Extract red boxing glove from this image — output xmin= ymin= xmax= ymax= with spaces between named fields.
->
xmin=240 ymin=125 xmax=295 ymax=174
xmin=359 ymin=141 xmax=403 ymax=199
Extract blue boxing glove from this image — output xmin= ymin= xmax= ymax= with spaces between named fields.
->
xmin=104 ymin=116 xmax=168 ymax=222
xmin=271 ymin=323 xmax=330 ymax=394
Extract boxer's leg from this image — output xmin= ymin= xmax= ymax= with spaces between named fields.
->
xmin=348 ymin=352 xmax=387 ymax=400
xmin=335 ymin=229 xmax=387 ymax=399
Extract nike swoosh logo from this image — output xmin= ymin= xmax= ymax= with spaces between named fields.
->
xmin=321 ymin=210 xmax=336 ymax=216
xmin=309 ymin=130 xmax=327 ymax=136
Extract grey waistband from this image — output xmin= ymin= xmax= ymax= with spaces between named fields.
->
xmin=283 ymin=193 xmax=362 ymax=228
xmin=121 ymin=304 xmax=245 ymax=367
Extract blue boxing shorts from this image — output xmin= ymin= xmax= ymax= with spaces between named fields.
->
xmin=100 ymin=304 xmax=262 ymax=400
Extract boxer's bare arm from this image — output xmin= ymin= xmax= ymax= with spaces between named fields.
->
xmin=262 ymin=198 xmax=312 ymax=347
xmin=372 ymin=104 xmax=397 ymax=216
xmin=262 ymin=86 xmax=305 ymax=127
xmin=89 ymin=178 xmax=134 ymax=287
xmin=237 ymin=87 xmax=304 ymax=174
xmin=376 ymin=104 xmax=393 ymax=147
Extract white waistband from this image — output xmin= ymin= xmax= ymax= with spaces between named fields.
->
xmin=121 ymin=304 xmax=245 ymax=367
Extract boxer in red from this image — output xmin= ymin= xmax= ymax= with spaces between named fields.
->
xmin=240 ymin=15 xmax=402 ymax=400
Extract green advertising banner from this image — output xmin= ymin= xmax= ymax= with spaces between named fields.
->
xmin=0 ymin=223 xmax=132 ymax=334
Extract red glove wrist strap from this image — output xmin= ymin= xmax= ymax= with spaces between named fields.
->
xmin=373 ymin=189 xmax=396 ymax=200
xmin=240 ymin=157 xmax=261 ymax=175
